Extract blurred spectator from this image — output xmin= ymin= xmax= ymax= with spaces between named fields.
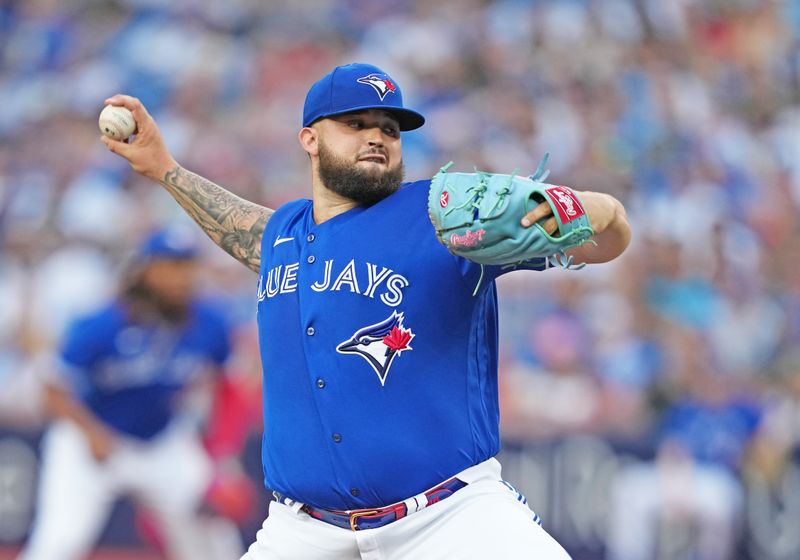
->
xmin=607 ymin=368 xmax=761 ymax=560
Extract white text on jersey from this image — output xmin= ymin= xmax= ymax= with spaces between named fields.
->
xmin=257 ymin=259 xmax=409 ymax=307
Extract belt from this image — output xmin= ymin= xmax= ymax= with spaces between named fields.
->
xmin=273 ymin=476 xmax=467 ymax=531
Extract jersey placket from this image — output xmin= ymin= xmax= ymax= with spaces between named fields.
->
xmin=297 ymin=223 xmax=355 ymax=501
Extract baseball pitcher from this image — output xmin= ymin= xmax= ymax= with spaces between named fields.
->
xmin=101 ymin=63 xmax=631 ymax=559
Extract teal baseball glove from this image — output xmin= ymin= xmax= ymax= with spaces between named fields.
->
xmin=428 ymin=154 xmax=595 ymax=269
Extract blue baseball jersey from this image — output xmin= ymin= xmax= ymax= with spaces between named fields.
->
xmin=256 ymin=179 xmax=546 ymax=510
xmin=59 ymin=300 xmax=231 ymax=440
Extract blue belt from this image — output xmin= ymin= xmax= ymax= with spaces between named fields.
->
xmin=274 ymin=476 xmax=467 ymax=531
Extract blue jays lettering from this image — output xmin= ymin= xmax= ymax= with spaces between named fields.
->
xmin=257 ymin=259 xmax=410 ymax=307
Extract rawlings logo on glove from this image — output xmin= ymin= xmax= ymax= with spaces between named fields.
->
xmin=546 ymin=186 xmax=585 ymax=221
xmin=427 ymin=154 xmax=595 ymax=282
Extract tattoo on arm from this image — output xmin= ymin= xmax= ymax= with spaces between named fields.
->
xmin=160 ymin=166 xmax=273 ymax=272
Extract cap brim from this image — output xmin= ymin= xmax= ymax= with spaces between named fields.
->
xmin=311 ymin=105 xmax=425 ymax=131
xmin=136 ymin=252 xmax=197 ymax=263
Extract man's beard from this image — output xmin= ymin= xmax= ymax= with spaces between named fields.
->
xmin=122 ymin=274 xmax=191 ymax=324
xmin=317 ymin=141 xmax=404 ymax=205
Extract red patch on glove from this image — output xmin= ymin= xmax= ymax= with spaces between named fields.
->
xmin=545 ymin=186 xmax=585 ymax=223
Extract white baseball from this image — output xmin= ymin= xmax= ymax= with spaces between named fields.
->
xmin=98 ymin=105 xmax=136 ymax=140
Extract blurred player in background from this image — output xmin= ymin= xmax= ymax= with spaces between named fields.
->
xmin=17 ymin=227 xmax=244 ymax=560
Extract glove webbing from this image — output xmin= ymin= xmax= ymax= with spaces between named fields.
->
xmin=441 ymin=166 xmax=517 ymax=227
xmin=469 ymin=152 xmax=591 ymax=296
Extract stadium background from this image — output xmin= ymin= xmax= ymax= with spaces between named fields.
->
xmin=1 ymin=0 xmax=799 ymax=558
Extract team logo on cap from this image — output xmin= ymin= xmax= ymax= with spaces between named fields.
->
xmin=357 ymin=73 xmax=397 ymax=101
xmin=336 ymin=311 xmax=414 ymax=386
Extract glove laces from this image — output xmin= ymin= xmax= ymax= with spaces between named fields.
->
xmin=442 ymin=169 xmax=520 ymax=228
xmin=469 ymin=152 xmax=591 ymax=296
xmin=444 ymin=169 xmax=489 ymax=219
xmin=529 ymin=152 xmax=551 ymax=182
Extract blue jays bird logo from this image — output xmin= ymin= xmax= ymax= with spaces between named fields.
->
xmin=356 ymin=73 xmax=397 ymax=101
xmin=336 ymin=311 xmax=414 ymax=386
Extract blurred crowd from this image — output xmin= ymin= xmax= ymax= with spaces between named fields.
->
xmin=1 ymin=0 xmax=799 ymax=558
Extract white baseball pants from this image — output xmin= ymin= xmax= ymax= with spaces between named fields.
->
xmin=242 ymin=457 xmax=571 ymax=560
xmin=18 ymin=420 xmax=224 ymax=560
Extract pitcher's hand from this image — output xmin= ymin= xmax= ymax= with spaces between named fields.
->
xmin=100 ymin=95 xmax=178 ymax=182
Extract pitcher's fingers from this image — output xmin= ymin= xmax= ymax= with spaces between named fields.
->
xmin=104 ymin=94 xmax=144 ymax=113
xmin=100 ymin=135 xmax=132 ymax=158
xmin=104 ymin=95 xmax=149 ymax=133
xmin=521 ymin=201 xmax=553 ymax=227
xmin=540 ymin=217 xmax=558 ymax=236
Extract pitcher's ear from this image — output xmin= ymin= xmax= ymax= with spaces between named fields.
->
xmin=298 ymin=127 xmax=318 ymax=156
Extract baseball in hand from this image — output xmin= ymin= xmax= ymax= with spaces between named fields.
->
xmin=98 ymin=105 xmax=136 ymax=140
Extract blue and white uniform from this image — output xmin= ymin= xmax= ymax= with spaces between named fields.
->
xmin=61 ymin=299 xmax=230 ymax=439
xmin=240 ymin=62 xmax=573 ymax=560
xmin=248 ymin=181 xmax=570 ymax=559
xmin=20 ymin=295 xmax=237 ymax=560
xmin=257 ymin=179 xmax=542 ymax=510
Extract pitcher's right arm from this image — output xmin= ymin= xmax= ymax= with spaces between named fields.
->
xmin=101 ymin=95 xmax=272 ymax=273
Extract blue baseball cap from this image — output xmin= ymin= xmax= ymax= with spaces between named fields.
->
xmin=135 ymin=227 xmax=198 ymax=263
xmin=302 ymin=63 xmax=425 ymax=131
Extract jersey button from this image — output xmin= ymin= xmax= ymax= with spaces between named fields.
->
xmin=350 ymin=488 xmax=360 ymax=497
xmin=307 ymin=255 xmax=316 ymax=264
xmin=306 ymin=327 xmax=315 ymax=336
xmin=332 ymin=433 xmax=342 ymax=443
xmin=316 ymin=378 xmax=325 ymax=389
xmin=307 ymin=233 xmax=315 ymax=242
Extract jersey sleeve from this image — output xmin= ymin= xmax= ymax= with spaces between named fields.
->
xmin=210 ymin=319 xmax=232 ymax=366
xmin=454 ymin=256 xmax=550 ymax=295
xmin=58 ymin=315 xmax=103 ymax=395
xmin=196 ymin=303 xmax=233 ymax=367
